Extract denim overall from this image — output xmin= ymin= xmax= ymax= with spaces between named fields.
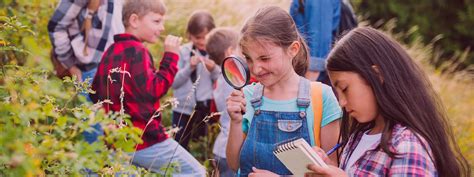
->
xmin=239 ymin=77 xmax=313 ymax=176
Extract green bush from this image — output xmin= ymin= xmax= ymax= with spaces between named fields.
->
xmin=353 ymin=0 xmax=474 ymax=69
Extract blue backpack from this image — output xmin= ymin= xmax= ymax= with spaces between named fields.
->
xmin=334 ymin=0 xmax=358 ymax=40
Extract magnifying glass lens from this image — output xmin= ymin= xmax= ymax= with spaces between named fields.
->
xmin=222 ymin=56 xmax=250 ymax=90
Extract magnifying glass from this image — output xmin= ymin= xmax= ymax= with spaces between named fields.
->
xmin=222 ymin=55 xmax=250 ymax=90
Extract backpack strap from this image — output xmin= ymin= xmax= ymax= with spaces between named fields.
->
xmin=250 ymin=83 xmax=264 ymax=114
xmin=296 ymin=77 xmax=311 ymax=118
xmin=310 ymin=82 xmax=323 ymax=147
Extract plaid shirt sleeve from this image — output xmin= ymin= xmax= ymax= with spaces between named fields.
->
xmin=388 ymin=133 xmax=437 ymax=176
xmin=47 ymin=0 xmax=88 ymax=68
xmin=140 ymin=50 xmax=178 ymax=99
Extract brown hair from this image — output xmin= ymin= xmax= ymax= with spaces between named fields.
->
xmin=205 ymin=27 xmax=239 ymax=65
xmin=327 ymin=27 xmax=471 ymax=177
xmin=186 ymin=10 xmax=215 ymax=36
xmin=240 ymin=6 xmax=309 ymax=76
xmin=122 ymin=0 xmax=167 ymax=27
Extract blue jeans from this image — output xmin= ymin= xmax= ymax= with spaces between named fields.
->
xmin=81 ymin=67 xmax=97 ymax=102
xmin=80 ymin=68 xmax=103 ymax=144
xmin=214 ymin=155 xmax=236 ymax=177
xmin=130 ymin=138 xmax=206 ymax=176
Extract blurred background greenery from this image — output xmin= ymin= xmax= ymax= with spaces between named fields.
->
xmin=0 ymin=0 xmax=472 ymax=175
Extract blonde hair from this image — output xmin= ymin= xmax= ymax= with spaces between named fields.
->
xmin=240 ymin=6 xmax=309 ymax=76
xmin=205 ymin=27 xmax=239 ymax=65
xmin=122 ymin=0 xmax=167 ymax=27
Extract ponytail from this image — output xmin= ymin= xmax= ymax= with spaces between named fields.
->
xmin=293 ymin=34 xmax=310 ymax=76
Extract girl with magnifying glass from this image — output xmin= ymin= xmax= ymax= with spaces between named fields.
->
xmin=225 ymin=6 xmax=342 ymax=177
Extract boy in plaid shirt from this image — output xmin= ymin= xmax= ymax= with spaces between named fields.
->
xmin=90 ymin=0 xmax=205 ymax=175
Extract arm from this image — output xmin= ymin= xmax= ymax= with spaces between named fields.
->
xmin=47 ymin=0 xmax=88 ymax=69
xmin=171 ymin=62 xmax=193 ymax=89
xmin=226 ymin=119 xmax=245 ymax=171
xmin=172 ymin=47 xmax=196 ymax=89
xmin=144 ymin=51 xmax=178 ymax=98
xmin=320 ymin=84 xmax=342 ymax=163
xmin=210 ymin=65 xmax=222 ymax=82
xmin=225 ymin=90 xmax=247 ymax=171
xmin=320 ymin=119 xmax=340 ymax=163
xmin=146 ymin=35 xmax=181 ymax=98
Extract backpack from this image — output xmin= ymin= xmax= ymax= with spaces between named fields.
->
xmin=334 ymin=0 xmax=358 ymax=40
xmin=310 ymin=82 xmax=323 ymax=147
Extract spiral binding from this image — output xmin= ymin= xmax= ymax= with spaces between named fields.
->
xmin=274 ymin=141 xmax=298 ymax=154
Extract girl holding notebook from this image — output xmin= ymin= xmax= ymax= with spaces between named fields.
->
xmin=305 ymin=27 xmax=470 ymax=176
xmin=225 ymin=6 xmax=342 ymax=176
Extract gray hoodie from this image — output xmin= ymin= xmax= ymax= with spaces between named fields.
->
xmin=172 ymin=43 xmax=221 ymax=115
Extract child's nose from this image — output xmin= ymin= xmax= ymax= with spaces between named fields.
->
xmin=338 ymin=98 xmax=347 ymax=108
xmin=252 ymin=65 xmax=262 ymax=74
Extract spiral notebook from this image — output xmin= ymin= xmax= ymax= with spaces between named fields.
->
xmin=273 ymin=138 xmax=328 ymax=176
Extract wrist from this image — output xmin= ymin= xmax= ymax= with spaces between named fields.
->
xmin=231 ymin=119 xmax=242 ymax=125
xmin=85 ymin=9 xmax=95 ymax=19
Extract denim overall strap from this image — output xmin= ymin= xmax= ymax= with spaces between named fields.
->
xmin=238 ymin=78 xmax=313 ymax=176
xmin=250 ymin=83 xmax=264 ymax=113
xmin=296 ymin=77 xmax=311 ymax=118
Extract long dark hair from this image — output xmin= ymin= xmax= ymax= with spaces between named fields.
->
xmin=327 ymin=27 xmax=470 ymax=176
xmin=240 ymin=6 xmax=310 ymax=76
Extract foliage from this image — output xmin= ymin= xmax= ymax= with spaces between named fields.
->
xmin=352 ymin=0 xmax=474 ymax=70
xmin=0 ymin=64 xmax=146 ymax=175
xmin=0 ymin=0 xmax=55 ymax=67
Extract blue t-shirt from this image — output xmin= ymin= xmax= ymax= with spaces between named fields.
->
xmin=242 ymin=83 xmax=342 ymax=146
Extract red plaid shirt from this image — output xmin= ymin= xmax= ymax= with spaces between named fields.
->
xmin=91 ymin=33 xmax=178 ymax=150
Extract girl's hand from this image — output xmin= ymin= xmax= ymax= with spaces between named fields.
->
xmin=305 ymin=165 xmax=347 ymax=177
xmin=226 ymin=90 xmax=246 ymax=123
xmin=312 ymin=146 xmax=336 ymax=166
xmin=249 ymin=167 xmax=279 ymax=177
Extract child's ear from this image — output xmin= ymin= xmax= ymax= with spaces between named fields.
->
xmin=288 ymin=41 xmax=300 ymax=58
xmin=371 ymin=65 xmax=384 ymax=84
xmin=224 ymin=47 xmax=234 ymax=57
xmin=129 ymin=14 xmax=140 ymax=29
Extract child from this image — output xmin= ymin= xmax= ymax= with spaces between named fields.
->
xmin=90 ymin=0 xmax=205 ymax=175
xmin=225 ymin=6 xmax=342 ymax=176
xmin=205 ymin=27 xmax=240 ymax=177
xmin=305 ymin=27 xmax=471 ymax=176
xmin=172 ymin=10 xmax=220 ymax=150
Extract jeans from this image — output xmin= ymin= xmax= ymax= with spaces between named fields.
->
xmin=214 ymin=155 xmax=236 ymax=177
xmin=80 ymin=67 xmax=103 ymax=144
xmin=130 ymin=138 xmax=206 ymax=176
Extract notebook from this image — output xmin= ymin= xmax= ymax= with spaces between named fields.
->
xmin=273 ymin=138 xmax=328 ymax=176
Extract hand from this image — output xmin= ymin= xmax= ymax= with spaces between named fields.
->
xmin=164 ymin=35 xmax=182 ymax=55
xmin=312 ymin=146 xmax=336 ymax=166
xmin=203 ymin=57 xmax=216 ymax=71
xmin=68 ymin=65 xmax=82 ymax=81
xmin=226 ymin=90 xmax=246 ymax=123
xmin=249 ymin=167 xmax=279 ymax=177
xmin=305 ymin=165 xmax=346 ymax=177
xmin=190 ymin=56 xmax=200 ymax=70
xmin=305 ymin=71 xmax=320 ymax=81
